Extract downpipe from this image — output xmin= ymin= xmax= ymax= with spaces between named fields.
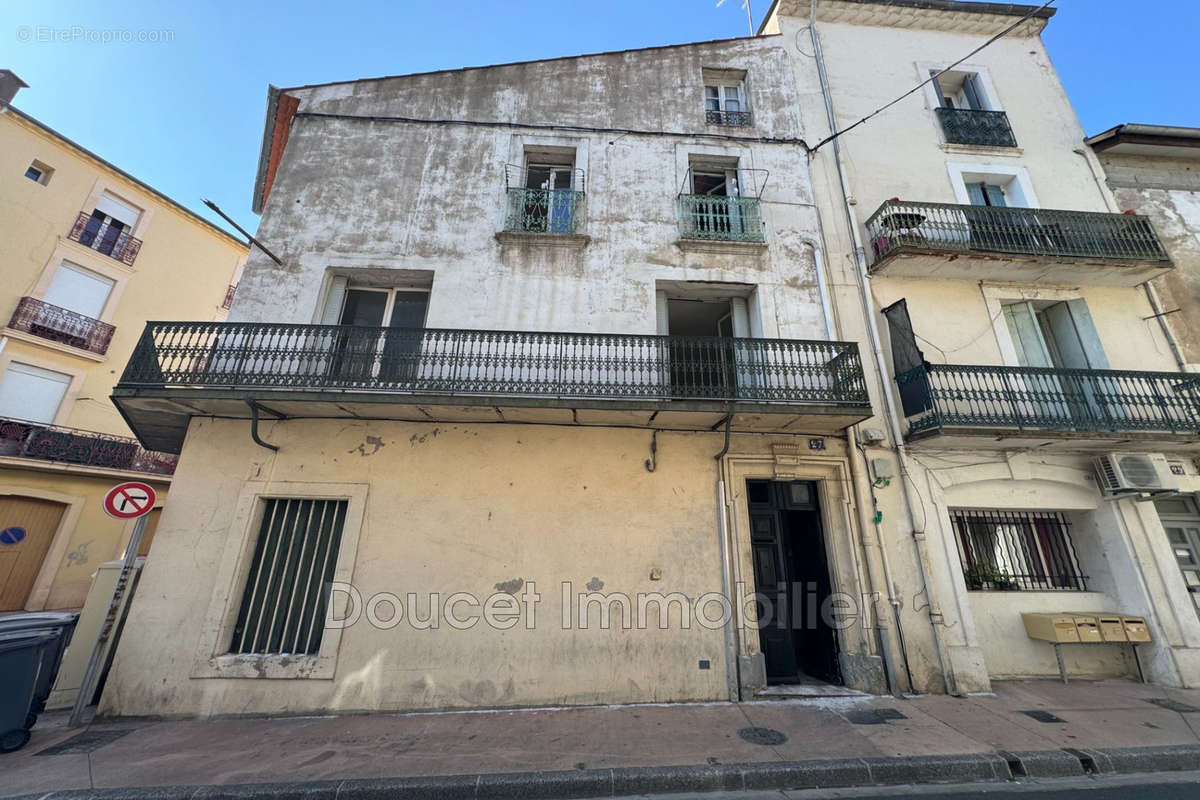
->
xmin=809 ymin=0 xmax=957 ymax=694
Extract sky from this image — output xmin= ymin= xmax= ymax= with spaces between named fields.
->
xmin=5 ymin=0 xmax=1197 ymax=237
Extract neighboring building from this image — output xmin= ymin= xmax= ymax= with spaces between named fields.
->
xmin=763 ymin=0 xmax=1200 ymax=691
xmin=100 ymin=36 xmax=905 ymax=718
xmin=1087 ymin=124 xmax=1200 ymax=619
xmin=0 ymin=74 xmax=247 ymax=611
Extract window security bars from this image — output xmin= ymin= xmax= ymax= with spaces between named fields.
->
xmin=678 ymin=195 xmax=765 ymax=242
xmin=0 ymin=417 xmax=177 ymax=475
xmin=230 ymin=498 xmax=348 ymax=656
xmin=896 ymin=363 xmax=1200 ymax=436
xmin=117 ymin=322 xmax=870 ymax=407
xmin=935 ymin=108 xmax=1017 ymax=148
xmin=951 ymin=509 xmax=1087 ymax=592
xmin=8 ymin=296 xmax=116 ymax=356
xmin=866 ymin=200 xmax=1170 ymax=265
xmin=67 ymin=212 xmax=142 ymax=266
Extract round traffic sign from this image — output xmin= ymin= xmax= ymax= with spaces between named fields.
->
xmin=103 ymin=481 xmax=157 ymax=519
xmin=0 ymin=526 xmax=26 ymax=546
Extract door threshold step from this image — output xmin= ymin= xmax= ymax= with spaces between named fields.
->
xmin=754 ymin=684 xmax=869 ymax=698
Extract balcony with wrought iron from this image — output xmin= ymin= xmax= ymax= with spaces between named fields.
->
xmin=935 ymin=108 xmax=1018 ymax=148
xmin=0 ymin=417 xmax=177 ymax=476
xmin=7 ymin=296 xmax=115 ymax=356
xmin=896 ymin=362 xmax=1200 ymax=451
xmin=502 ymin=187 xmax=586 ymax=235
xmin=705 ymin=109 xmax=752 ymax=127
xmin=866 ymin=200 xmax=1172 ymax=286
xmin=112 ymin=322 xmax=872 ymax=453
xmin=678 ymin=195 xmax=765 ymax=244
xmin=67 ymin=212 xmax=142 ymax=266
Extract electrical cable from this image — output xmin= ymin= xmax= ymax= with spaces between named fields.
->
xmin=808 ymin=0 xmax=1058 ymax=153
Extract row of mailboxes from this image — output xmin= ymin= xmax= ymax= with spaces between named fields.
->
xmin=1022 ymin=612 xmax=1151 ymax=644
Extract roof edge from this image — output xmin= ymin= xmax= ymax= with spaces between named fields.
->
xmin=1087 ymin=123 xmax=1200 ymax=153
xmin=251 ymin=85 xmax=282 ymax=215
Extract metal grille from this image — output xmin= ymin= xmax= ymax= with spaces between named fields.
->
xmin=678 ymin=195 xmax=765 ymax=242
xmin=705 ymin=109 xmax=752 ymax=126
xmin=67 ymin=212 xmax=142 ymax=266
xmin=230 ymin=498 xmax=348 ymax=656
xmin=896 ymin=363 xmax=1200 ymax=436
xmin=503 ymin=188 xmax=586 ymax=234
xmin=0 ymin=417 xmax=177 ymax=475
xmin=866 ymin=200 xmax=1170 ymax=265
xmin=935 ymin=108 xmax=1017 ymax=148
xmin=117 ymin=322 xmax=870 ymax=406
xmin=951 ymin=509 xmax=1087 ymax=591
xmin=8 ymin=296 xmax=116 ymax=355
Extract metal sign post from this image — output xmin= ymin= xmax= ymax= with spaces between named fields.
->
xmin=68 ymin=483 xmax=156 ymax=727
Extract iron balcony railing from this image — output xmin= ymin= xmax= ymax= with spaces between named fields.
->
xmin=934 ymin=108 xmax=1018 ymax=148
xmin=897 ymin=363 xmax=1200 ymax=437
xmin=67 ymin=212 xmax=142 ymax=266
xmin=867 ymin=200 xmax=1170 ymax=265
xmin=678 ymin=195 xmax=765 ymax=243
xmin=705 ymin=109 xmax=752 ymax=127
xmin=118 ymin=322 xmax=870 ymax=407
xmin=503 ymin=187 xmax=586 ymax=234
xmin=8 ymin=296 xmax=116 ymax=356
xmin=0 ymin=417 xmax=178 ymax=475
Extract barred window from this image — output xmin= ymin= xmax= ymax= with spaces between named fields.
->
xmin=230 ymin=498 xmax=348 ymax=655
xmin=951 ymin=509 xmax=1087 ymax=592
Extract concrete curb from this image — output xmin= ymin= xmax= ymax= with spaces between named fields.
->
xmin=12 ymin=745 xmax=1200 ymax=799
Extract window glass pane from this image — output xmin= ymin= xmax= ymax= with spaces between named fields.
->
xmin=25 ymin=167 xmax=42 ymax=182
xmin=43 ymin=262 xmax=115 ymax=319
xmin=0 ymin=362 xmax=71 ymax=423
xmin=339 ymin=289 xmax=388 ymax=327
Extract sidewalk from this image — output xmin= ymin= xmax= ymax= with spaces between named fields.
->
xmin=5 ymin=679 xmax=1200 ymax=798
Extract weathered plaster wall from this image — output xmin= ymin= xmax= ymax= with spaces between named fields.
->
xmin=104 ymin=419 xmax=741 ymax=716
xmin=232 ymin=37 xmax=832 ymax=342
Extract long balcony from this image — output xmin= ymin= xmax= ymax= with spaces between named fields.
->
xmin=67 ymin=212 xmax=142 ymax=266
xmin=897 ymin=363 xmax=1200 ymax=451
xmin=112 ymin=322 xmax=872 ymax=453
xmin=866 ymin=200 xmax=1172 ymax=286
xmin=934 ymin=108 xmax=1017 ymax=148
xmin=678 ymin=195 xmax=765 ymax=243
xmin=7 ymin=296 xmax=115 ymax=356
xmin=0 ymin=417 xmax=177 ymax=475
xmin=503 ymin=187 xmax=586 ymax=235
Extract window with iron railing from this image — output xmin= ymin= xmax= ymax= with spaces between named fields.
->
xmin=503 ymin=162 xmax=585 ymax=235
xmin=951 ymin=509 xmax=1087 ymax=591
xmin=229 ymin=498 xmax=348 ymax=656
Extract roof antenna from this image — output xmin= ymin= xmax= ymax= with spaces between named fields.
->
xmin=717 ymin=0 xmax=755 ymax=36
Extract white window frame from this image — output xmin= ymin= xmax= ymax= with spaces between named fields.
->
xmin=191 ymin=481 xmax=368 ymax=680
xmin=42 ymin=262 xmax=117 ymax=320
xmin=0 ymin=352 xmax=85 ymax=426
xmin=0 ymin=361 xmax=73 ymax=425
xmin=918 ymin=62 xmax=1003 ymax=113
xmin=946 ymin=162 xmax=1039 ymax=209
xmin=981 ymin=285 xmax=1092 ymax=368
xmin=704 ymin=82 xmax=746 ymax=114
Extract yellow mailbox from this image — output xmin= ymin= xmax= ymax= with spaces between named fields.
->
xmin=1066 ymin=612 xmax=1128 ymax=643
xmin=1073 ymin=616 xmax=1103 ymax=643
xmin=1122 ymin=616 xmax=1152 ymax=642
xmin=1022 ymin=613 xmax=1081 ymax=643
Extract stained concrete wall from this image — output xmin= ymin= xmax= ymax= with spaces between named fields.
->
xmin=1097 ymin=151 xmax=1200 ymax=369
xmin=232 ymin=36 xmax=831 ymax=342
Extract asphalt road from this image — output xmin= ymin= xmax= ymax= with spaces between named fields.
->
xmin=614 ymin=770 xmax=1200 ymax=799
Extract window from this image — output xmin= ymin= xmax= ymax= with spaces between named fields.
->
xmin=503 ymin=151 xmax=583 ymax=234
xmin=1001 ymin=299 xmax=1108 ymax=371
xmin=679 ymin=160 xmax=766 ymax=242
xmin=321 ymin=283 xmax=431 ymax=383
xmin=952 ymin=509 xmax=1087 ymax=591
xmin=42 ymin=262 xmax=115 ymax=320
xmin=74 ymin=191 xmax=142 ymax=259
xmin=0 ymin=362 xmax=72 ymax=424
xmin=704 ymin=83 xmax=750 ymax=126
xmin=229 ymin=498 xmax=349 ymax=656
xmin=932 ymin=71 xmax=991 ymax=111
xmin=930 ymin=70 xmax=1017 ymax=147
xmin=23 ymin=160 xmax=52 ymax=185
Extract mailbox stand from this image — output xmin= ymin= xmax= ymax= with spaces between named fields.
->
xmin=1023 ymin=612 xmax=1151 ymax=685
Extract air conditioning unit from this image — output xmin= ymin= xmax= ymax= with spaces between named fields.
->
xmin=1095 ymin=453 xmax=1179 ymax=497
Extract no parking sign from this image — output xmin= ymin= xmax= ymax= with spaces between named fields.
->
xmin=102 ymin=481 xmax=157 ymax=519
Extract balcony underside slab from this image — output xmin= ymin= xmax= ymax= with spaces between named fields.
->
xmin=114 ymin=389 xmax=872 ymax=454
xmin=907 ymin=425 xmax=1200 ymax=453
xmin=870 ymin=248 xmax=1172 ymax=287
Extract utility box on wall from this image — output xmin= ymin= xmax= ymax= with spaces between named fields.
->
xmin=1022 ymin=613 xmax=1082 ymax=643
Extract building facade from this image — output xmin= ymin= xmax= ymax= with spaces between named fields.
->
xmin=763 ymin=0 xmax=1200 ymax=691
xmin=101 ymin=1 xmax=1200 ymax=718
xmin=0 ymin=74 xmax=247 ymax=612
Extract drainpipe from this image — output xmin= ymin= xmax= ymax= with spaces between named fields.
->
xmin=714 ymin=415 xmax=741 ymax=701
xmin=809 ymin=0 xmax=957 ymax=694
xmin=1073 ymin=147 xmax=1187 ymax=372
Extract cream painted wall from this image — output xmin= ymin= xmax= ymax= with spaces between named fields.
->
xmin=104 ymin=419 xmax=739 ymax=716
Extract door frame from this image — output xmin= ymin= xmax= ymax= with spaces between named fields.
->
xmin=0 ymin=486 xmax=84 ymax=611
xmin=1156 ymin=496 xmax=1200 ymax=616
xmin=722 ymin=448 xmax=879 ymax=694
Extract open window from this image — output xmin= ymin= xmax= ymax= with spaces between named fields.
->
xmin=70 ymin=191 xmax=144 ymax=264
xmin=503 ymin=150 xmax=585 ymax=234
xmin=678 ymin=159 xmax=767 ymax=242
xmin=929 ymin=69 xmax=1017 ymax=148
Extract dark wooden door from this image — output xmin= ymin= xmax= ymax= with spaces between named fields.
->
xmin=749 ymin=509 xmax=800 ymax=681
